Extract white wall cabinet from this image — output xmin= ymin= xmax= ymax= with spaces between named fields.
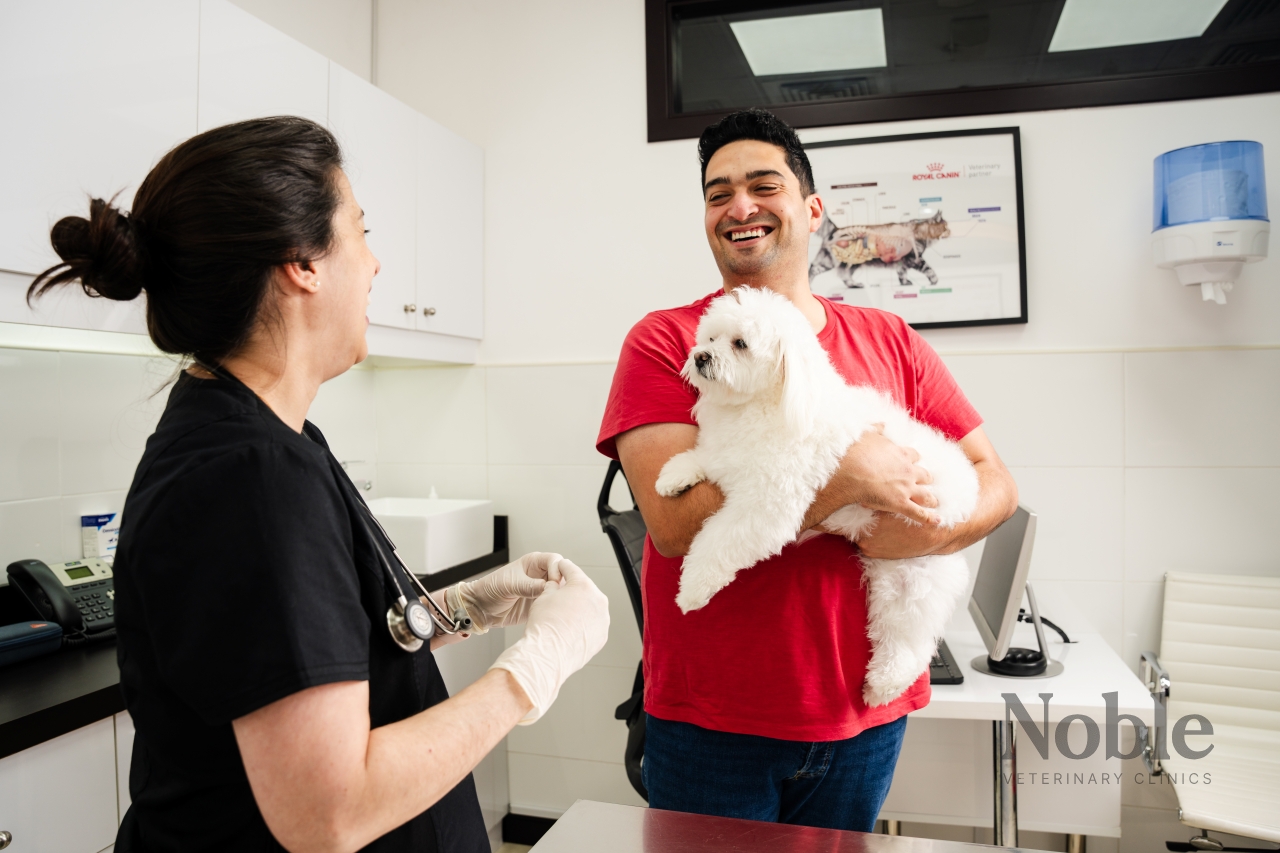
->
xmin=0 ymin=0 xmax=200 ymax=278
xmin=0 ymin=718 xmax=119 ymax=853
xmin=416 ymin=116 xmax=485 ymax=340
xmin=328 ymin=62 xmax=420 ymax=332
xmin=197 ymin=0 xmax=329 ymax=132
xmin=0 ymin=0 xmax=483 ymax=361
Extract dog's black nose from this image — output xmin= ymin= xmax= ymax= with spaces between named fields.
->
xmin=694 ymin=352 xmax=711 ymax=375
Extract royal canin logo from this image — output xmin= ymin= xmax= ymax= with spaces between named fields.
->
xmin=914 ymin=162 xmax=960 ymax=181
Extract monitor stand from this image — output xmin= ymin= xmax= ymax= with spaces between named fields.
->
xmin=971 ymin=583 xmax=1065 ymax=679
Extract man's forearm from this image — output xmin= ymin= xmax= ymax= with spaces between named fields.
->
xmin=934 ymin=459 xmax=1018 ymax=554
xmin=638 ymin=479 xmax=724 ymax=558
xmin=617 ymin=424 xmax=725 ymax=558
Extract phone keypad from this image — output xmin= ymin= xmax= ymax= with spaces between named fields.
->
xmin=70 ymin=578 xmax=115 ymax=630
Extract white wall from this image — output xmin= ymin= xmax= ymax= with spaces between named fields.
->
xmin=372 ymin=0 xmax=1280 ymax=845
xmin=376 ymin=0 xmax=1280 ymax=364
xmin=228 ymin=0 xmax=372 ymax=81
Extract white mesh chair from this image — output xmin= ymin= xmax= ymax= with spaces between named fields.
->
xmin=1141 ymin=572 xmax=1280 ymax=846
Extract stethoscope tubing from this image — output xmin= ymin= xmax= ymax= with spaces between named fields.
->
xmin=194 ymin=361 xmax=463 ymax=642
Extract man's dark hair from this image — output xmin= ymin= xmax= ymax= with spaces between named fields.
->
xmin=698 ymin=109 xmax=816 ymax=197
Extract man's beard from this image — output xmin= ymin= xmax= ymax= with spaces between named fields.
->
xmin=714 ymin=220 xmax=798 ymax=278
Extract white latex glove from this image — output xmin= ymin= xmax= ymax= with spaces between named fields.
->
xmin=443 ymin=552 xmax=563 ymax=635
xmin=490 ymin=559 xmax=610 ymax=725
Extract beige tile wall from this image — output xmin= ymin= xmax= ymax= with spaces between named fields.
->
xmin=0 ymin=353 xmax=377 ymax=575
xmin=364 ymin=344 xmax=1280 ymax=825
xmin=370 ymin=362 xmax=646 ymax=815
xmin=9 ymin=342 xmax=1270 ymax=836
xmin=0 ymin=348 xmax=176 ymax=573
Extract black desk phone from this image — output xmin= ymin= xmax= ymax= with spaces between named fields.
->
xmin=6 ymin=558 xmax=115 ymax=640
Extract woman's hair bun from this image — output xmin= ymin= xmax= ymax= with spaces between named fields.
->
xmin=29 ymin=196 xmax=145 ymax=304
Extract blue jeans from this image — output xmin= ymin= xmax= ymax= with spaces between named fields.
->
xmin=643 ymin=713 xmax=908 ymax=832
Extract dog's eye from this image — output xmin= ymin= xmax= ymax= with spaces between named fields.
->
xmin=733 ymin=338 xmax=748 ymax=350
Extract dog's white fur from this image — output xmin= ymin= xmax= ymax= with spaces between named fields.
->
xmin=656 ymin=287 xmax=978 ymax=706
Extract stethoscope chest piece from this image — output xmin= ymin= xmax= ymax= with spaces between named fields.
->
xmin=387 ymin=597 xmax=434 ymax=652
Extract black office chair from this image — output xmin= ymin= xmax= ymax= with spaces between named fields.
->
xmin=596 ymin=459 xmax=647 ymax=801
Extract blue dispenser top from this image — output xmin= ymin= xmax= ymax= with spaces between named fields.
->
xmin=1153 ymin=141 xmax=1268 ymax=232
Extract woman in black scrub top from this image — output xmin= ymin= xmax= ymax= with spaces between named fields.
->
xmin=29 ymin=117 xmax=610 ymax=853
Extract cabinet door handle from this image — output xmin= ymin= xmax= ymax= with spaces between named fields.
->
xmin=403 ymin=303 xmax=417 ymax=314
xmin=422 ymin=307 xmax=437 ymax=317
xmin=0 ymin=829 xmax=13 ymax=849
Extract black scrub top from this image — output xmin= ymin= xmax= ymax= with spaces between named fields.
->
xmin=112 ymin=371 xmax=488 ymax=853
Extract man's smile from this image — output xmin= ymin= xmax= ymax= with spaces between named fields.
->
xmin=723 ymin=224 xmax=775 ymax=247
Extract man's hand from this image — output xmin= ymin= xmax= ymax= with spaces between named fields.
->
xmin=800 ymin=425 xmax=939 ymax=531
xmin=855 ymin=426 xmax=1017 ymax=560
xmin=854 ymin=514 xmax=955 ymax=559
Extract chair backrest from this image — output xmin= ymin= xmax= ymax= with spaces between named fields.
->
xmin=1159 ymin=571 xmax=1280 ymax=731
xmin=598 ymin=460 xmax=646 ymax=634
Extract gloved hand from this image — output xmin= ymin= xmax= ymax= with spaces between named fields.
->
xmin=490 ymin=559 xmax=610 ymax=725
xmin=443 ymin=552 xmax=563 ymax=635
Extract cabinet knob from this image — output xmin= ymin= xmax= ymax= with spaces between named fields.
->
xmin=422 ymin=307 xmax=437 ymax=317
xmin=403 ymin=303 xmax=417 ymax=314
xmin=0 ymin=830 xmax=12 ymax=849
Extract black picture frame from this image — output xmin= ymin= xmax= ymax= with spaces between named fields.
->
xmin=803 ymin=126 xmax=1028 ymax=330
xmin=646 ymin=0 xmax=1280 ymax=143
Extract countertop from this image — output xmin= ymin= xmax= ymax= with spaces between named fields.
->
xmin=531 ymin=800 xmax=1035 ymax=853
xmin=0 ymin=516 xmax=509 ymax=760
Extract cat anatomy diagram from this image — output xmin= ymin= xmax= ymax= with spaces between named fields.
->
xmin=806 ymin=133 xmax=1024 ymax=327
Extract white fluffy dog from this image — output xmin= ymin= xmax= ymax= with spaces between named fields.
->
xmin=656 ymin=287 xmax=978 ymax=706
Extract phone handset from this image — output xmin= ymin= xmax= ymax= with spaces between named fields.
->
xmin=6 ymin=558 xmax=115 ymax=643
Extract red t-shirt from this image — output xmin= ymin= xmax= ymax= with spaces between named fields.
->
xmin=596 ymin=290 xmax=983 ymax=742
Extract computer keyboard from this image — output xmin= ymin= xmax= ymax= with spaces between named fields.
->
xmin=929 ymin=638 xmax=964 ymax=685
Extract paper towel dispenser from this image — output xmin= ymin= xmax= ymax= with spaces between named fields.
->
xmin=1152 ymin=141 xmax=1269 ymax=305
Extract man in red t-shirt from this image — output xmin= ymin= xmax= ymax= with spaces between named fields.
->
xmin=596 ymin=109 xmax=1018 ymax=831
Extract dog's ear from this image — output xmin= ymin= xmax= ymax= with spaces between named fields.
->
xmin=780 ymin=331 xmax=819 ymax=436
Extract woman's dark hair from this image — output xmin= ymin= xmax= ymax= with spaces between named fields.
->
xmin=29 ymin=116 xmax=344 ymax=364
xmin=698 ymin=108 xmax=816 ymax=197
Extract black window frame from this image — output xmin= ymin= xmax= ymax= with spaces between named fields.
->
xmin=646 ymin=0 xmax=1280 ymax=142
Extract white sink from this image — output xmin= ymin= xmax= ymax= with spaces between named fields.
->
xmin=366 ymin=497 xmax=494 ymax=575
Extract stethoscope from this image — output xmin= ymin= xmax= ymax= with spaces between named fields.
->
xmin=195 ymin=362 xmax=470 ymax=652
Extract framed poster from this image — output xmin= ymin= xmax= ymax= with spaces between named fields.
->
xmin=805 ymin=127 xmax=1027 ymax=329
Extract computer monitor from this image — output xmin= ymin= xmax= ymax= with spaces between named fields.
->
xmin=968 ymin=505 xmax=1038 ymax=662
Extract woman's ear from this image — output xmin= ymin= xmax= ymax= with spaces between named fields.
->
xmin=278 ymin=260 xmax=320 ymax=295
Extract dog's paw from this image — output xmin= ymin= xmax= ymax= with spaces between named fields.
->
xmin=675 ymin=562 xmax=728 ymax=613
xmin=675 ymin=586 xmax=712 ymax=613
xmin=655 ymin=454 xmax=706 ymax=497
xmin=862 ymin=678 xmax=910 ymax=708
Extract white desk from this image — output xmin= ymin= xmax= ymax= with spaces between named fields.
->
xmin=882 ymin=620 xmax=1154 ymax=843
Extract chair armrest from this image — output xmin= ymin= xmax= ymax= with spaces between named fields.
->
xmin=1141 ymin=650 xmax=1170 ymax=703
xmin=1139 ymin=651 xmax=1170 ymax=775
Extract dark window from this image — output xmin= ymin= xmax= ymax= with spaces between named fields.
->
xmin=647 ymin=0 xmax=1280 ymax=141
